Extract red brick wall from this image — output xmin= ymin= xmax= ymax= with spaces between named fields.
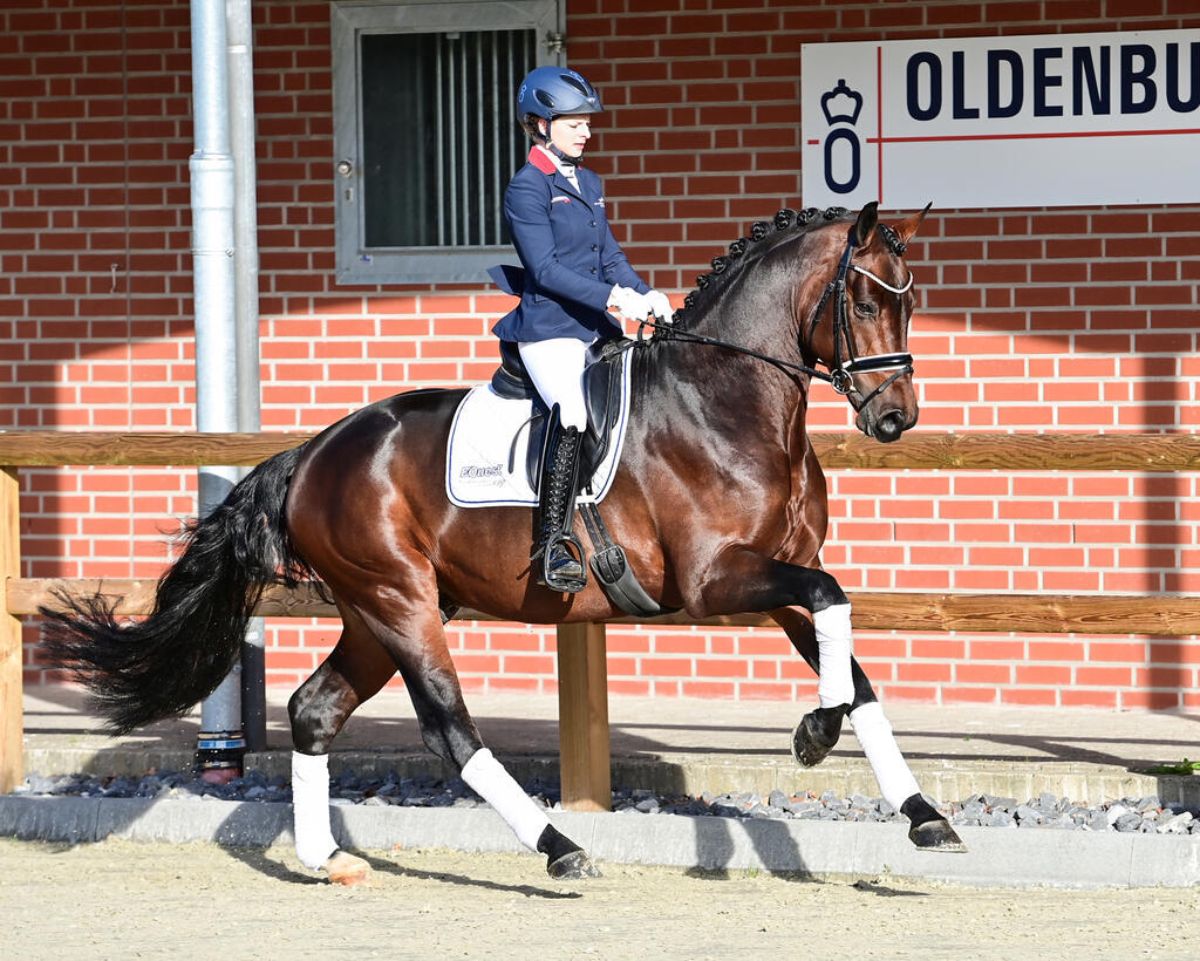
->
xmin=2 ymin=0 xmax=1198 ymax=711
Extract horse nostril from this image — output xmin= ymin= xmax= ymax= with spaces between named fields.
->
xmin=875 ymin=410 xmax=906 ymax=443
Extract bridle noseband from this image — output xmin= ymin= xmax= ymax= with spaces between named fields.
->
xmin=805 ymin=229 xmax=914 ymax=411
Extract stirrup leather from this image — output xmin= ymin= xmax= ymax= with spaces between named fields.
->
xmin=533 ymin=406 xmax=587 ymax=594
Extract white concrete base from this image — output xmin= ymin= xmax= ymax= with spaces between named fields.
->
xmin=3 ymin=796 xmax=1197 ymax=889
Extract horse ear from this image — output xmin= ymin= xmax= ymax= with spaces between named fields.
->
xmin=894 ymin=202 xmax=933 ymax=245
xmin=851 ymin=202 xmax=879 ymax=248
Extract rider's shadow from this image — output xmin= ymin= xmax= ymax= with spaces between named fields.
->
xmin=671 ymin=809 xmax=814 ymax=881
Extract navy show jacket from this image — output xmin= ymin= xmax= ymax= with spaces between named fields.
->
xmin=490 ymin=147 xmax=650 ymax=344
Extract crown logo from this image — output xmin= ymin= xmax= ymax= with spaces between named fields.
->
xmin=821 ymin=79 xmax=863 ymax=126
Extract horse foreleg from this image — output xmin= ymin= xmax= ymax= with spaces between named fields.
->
xmin=771 ymin=607 xmax=862 ymax=766
xmin=288 ymin=620 xmax=397 ymax=884
xmin=690 ymin=556 xmax=855 ymax=759
xmin=772 ymin=606 xmax=966 ymax=853
xmin=848 ymin=701 xmax=965 ymax=851
xmin=772 ymin=607 xmax=868 ymax=763
xmin=692 ymin=553 xmax=964 ymax=851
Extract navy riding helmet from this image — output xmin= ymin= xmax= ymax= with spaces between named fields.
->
xmin=516 ymin=66 xmax=603 ymax=120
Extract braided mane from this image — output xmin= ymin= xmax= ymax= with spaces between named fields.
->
xmin=670 ymin=205 xmax=907 ymax=329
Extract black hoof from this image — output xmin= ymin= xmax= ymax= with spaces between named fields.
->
xmin=790 ymin=705 xmax=847 ymax=767
xmin=909 ymin=819 xmax=967 ymax=852
xmin=547 ymin=849 xmax=602 ymax=879
xmin=901 ymin=793 xmax=968 ymax=853
xmin=537 ymin=824 xmax=600 ymax=878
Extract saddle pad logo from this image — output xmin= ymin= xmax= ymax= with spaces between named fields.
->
xmin=445 ymin=349 xmax=634 ymax=509
xmin=458 ymin=463 xmax=505 ymax=484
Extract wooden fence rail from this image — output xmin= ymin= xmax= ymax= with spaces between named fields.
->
xmin=3 ymin=430 xmax=1200 ymax=470
xmin=2 ymin=431 xmax=1198 ymax=802
xmin=10 ymin=578 xmax=1200 ymax=636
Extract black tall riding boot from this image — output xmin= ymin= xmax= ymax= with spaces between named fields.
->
xmin=534 ymin=410 xmax=586 ymax=593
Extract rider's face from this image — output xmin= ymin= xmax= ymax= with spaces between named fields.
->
xmin=542 ymin=115 xmax=592 ymax=159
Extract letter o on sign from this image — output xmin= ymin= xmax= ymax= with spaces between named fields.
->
xmin=823 ymin=128 xmax=861 ymax=193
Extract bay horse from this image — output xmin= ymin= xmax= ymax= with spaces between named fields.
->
xmin=43 ymin=202 xmax=964 ymax=884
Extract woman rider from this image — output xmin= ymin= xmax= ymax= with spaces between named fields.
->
xmin=490 ymin=66 xmax=672 ymax=593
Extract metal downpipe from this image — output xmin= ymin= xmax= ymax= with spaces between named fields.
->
xmin=226 ymin=0 xmax=267 ymax=754
xmin=189 ymin=0 xmax=244 ymax=780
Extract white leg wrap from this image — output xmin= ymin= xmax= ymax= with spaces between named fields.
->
xmin=461 ymin=747 xmax=550 ymax=852
xmin=814 ymin=602 xmax=855 ymax=708
xmin=291 ymin=751 xmax=339 ymax=870
xmin=848 ymin=701 xmax=921 ymax=811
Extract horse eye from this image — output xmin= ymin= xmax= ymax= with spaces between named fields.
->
xmin=854 ymin=301 xmax=877 ymax=317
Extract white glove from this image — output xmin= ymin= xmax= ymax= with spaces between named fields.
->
xmin=606 ymin=285 xmax=651 ymax=321
xmin=646 ymin=289 xmax=674 ymax=324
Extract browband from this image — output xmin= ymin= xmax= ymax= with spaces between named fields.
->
xmin=851 ymin=265 xmax=914 ymax=294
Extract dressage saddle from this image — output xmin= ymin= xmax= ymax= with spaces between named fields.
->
xmin=490 ymin=337 xmax=629 ymax=492
xmin=488 ymin=337 xmax=672 ymax=618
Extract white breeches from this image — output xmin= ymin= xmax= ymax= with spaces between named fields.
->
xmin=518 ymin=337 xmax=591 ymax=430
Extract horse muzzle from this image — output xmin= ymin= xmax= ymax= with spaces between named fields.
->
xmin=857 ymin=404 xmax=917 ymax=444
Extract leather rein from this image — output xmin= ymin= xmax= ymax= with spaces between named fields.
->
xmin=638 ymin=230 xmax=914 ymax=412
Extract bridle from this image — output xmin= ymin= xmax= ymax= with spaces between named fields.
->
xmin=637 ymin=227 xmax=914 ymax=412
xmin=804 ymin=228 xmax=915 ymax=411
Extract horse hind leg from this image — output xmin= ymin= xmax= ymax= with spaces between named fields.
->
xmin=356 ymin=589 xmax=600 ymax=880
xmin=288 ymin=617 xmax=398 ymax=885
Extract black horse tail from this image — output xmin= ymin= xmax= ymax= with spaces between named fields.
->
xmin=40 ymin=444 xmax=316 ymax=735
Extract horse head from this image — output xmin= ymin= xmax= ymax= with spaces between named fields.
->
xmin=801 ymin=203 xmax=930 ymax=443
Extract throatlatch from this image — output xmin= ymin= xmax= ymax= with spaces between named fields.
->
xmin=533 ymin=404 xmax=588 ymax=593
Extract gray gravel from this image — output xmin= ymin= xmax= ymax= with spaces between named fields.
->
xmin=10 ymin=769 xmax=1200 ymax=836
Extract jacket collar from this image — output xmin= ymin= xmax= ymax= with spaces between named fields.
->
xmin=529 ymin=146 xmax=587 ymax=202
xmin=528 ymin=146 xmax=557 ymax=174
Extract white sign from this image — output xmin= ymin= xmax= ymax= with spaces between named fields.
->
xmin=802 ymin=29 xmax=1200 ymax=210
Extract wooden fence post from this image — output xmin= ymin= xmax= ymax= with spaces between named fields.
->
xmin=0 ymin=468 xmax=23 ymax=794
xmin=556 ymin=621 xmax=611 ymax=812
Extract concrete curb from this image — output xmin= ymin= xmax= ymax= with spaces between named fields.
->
xmin=2 ymin=795 xmax=1197 ymax=889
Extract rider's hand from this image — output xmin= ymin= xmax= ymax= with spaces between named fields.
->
xmin=646 ymin=289 xmax=674 ymax=324
xmin=606 ymin=285 xmax=652 ymax=321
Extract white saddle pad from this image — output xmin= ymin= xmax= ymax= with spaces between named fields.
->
xmin=445 ymin=347 xmax=633 ymax=509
